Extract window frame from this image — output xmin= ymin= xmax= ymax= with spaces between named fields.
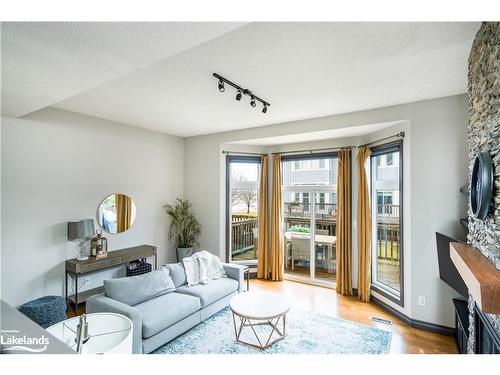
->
xmin=369 ymin=140 xmax=404 ymax=306
xmin=225 ymin=155 xmax=262 ymax=264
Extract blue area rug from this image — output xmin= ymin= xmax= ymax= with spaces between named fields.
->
xmin=153 ymin=307 xmax=392 ymax=354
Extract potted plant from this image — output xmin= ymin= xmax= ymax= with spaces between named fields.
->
xmin=164 ymin=198 xmax=201 ymax=261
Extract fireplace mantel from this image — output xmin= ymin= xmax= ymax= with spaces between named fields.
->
xmin=450 ymin=242 xmax=500 ymax=314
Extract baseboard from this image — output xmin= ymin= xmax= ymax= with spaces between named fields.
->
xmin=371 ymin=295 xmax=456 ymax=336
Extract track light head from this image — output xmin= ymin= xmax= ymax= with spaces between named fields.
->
xmin=218 ymin=80 xmax=225 ymax=92
xmin=213 ymin=73 xmax=270 ymax=111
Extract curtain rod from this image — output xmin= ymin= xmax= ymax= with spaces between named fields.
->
xmin=222 ymin=150 xmax=267 ymax=156
xmin=272 ymin=145 xmax=354 ymax=156
xmin=224 ymin=131 xmax=404 ymax=157
xmin=358 ymin=132 xmax=405 ymax=148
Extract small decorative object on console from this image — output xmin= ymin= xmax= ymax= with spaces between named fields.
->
xmin=126 ymin=259 xmax=152 ymax=276
xmin=91 ymin=229 xmax=108 ymax=259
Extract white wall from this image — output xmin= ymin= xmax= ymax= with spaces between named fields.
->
xmin=1 ymin=108 xmax=184 ymax=307
xmin=184 ymin=95 xmax=469 ymax=327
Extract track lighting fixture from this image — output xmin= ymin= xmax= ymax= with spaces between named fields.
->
xmin=213 ymin=73 xmax=270 ymax=114
xmin=218 ymin=79 xmax=225 ymax=92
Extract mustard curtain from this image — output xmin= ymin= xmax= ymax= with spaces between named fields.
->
xmin=336 ymin=149 xmax=352 ymax=295
xmin=271 ymin=155 xmax=284 ymax=281
xmin=116 ymin=194 xmax=132 ymax=232
xmin=357 ymin=147 xmax=372 ymax=302
xmin=257 ymin=155 xmax=269 ymax=279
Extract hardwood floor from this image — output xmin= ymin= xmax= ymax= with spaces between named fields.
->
xmin=250 ymin=278 xmax=458 ymax=354
xmin=70 ymin=278 xmax=457 ymax=354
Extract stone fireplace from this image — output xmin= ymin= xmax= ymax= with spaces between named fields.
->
xmin=466 ymin=21 xmax=500 ymax=353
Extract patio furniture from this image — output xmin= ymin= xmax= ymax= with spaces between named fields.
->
xmin=315 ymin=229 xmax=329 ymax=235
xmin=315 ymin=229 xmax=329 ymax=268
xmin=230 ymin=291 xmax=290 ymax=350
xmin=284 ymin=232 xmax=337 ymax=273
xmin=291 ymin=234 xmax=310 ymax=270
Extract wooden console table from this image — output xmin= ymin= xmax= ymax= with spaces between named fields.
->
xmin=65 ymin=244 xmax=157 ymax=314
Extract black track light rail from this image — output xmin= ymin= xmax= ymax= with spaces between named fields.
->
xmin=213 ymin=73 xmax=271 ymax=107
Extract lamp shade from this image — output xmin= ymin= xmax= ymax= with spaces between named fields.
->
xmin=68 ymin=219 xmax=95 ymax=241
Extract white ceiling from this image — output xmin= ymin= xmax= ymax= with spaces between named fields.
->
xmin=2 ymin=22 xmax=479 ymax=137
xmin=230 ymin=121 xmax=399 ymax=146
xmin=1 ymin=22 xmax=245 ymax=117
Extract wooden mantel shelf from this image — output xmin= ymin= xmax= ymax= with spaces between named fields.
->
xmin=450 ymin=242 xmax=500 ymax=314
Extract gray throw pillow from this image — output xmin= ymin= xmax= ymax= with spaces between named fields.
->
xmin=104 ymin=267 xmax=175 ymax=306
xmin=164 ymin=262 xmax=187 ymax=288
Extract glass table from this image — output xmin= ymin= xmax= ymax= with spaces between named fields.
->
xmin=46 ymin=312 xmax=132 ymax=354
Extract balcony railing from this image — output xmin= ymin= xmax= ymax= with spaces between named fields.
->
xmin=231 ymin=204 xmax=400 ymax=261
xmin=231 ymin=215 xmax=258 ymax=257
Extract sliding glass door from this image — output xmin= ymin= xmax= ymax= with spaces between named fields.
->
xmin=370 ymin=141 xmax=403 ymax=304
xmin=226 ymin=156 xmax=261 ymax=264
xmin=282 ymin=154 xmax=338 ymax=285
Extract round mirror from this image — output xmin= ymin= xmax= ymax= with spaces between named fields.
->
xmin=97 ymin=193 xmax=137 ymax=234
xmin=470 ymin=152 xmax=493 ymax=220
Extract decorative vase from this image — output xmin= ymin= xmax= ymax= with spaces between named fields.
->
xmin=176 ymin=247 xmax=194 ymax=262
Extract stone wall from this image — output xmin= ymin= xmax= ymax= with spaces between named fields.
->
xmin=466 ymin=22 xmax=500 ymax=353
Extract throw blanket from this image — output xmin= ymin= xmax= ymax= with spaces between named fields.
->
xmin=182 ymin=250 xmax=226 ymax=286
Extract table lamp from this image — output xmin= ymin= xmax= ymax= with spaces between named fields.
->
xmin=68 ymin=219 xmax=95 ymax=260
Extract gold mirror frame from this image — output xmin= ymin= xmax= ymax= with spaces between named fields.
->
xmin=97 ymin=193 xmax=137 ymax=234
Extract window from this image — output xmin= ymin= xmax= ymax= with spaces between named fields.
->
xmin=282 ymin=153 xmax=338 ymax=284
xmin=319 ymin=192 xmax=325 ymax=210
xmin=370 ymin=141 xmax=403 ymax=305
xmin=386 ymin=153 xmax=394 ymax=166
xmin=226 ymin=156 xmax=261 ymax=264
xmin=302 ymin=193 xmax=310 ymax=210
xmin=377 ymin=191 xmax=393 ymax=215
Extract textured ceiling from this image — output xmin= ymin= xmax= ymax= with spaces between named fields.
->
xmin=2 ymin=22 xmax=479 ymax=136
xmin=1 ymin=22 xmax=244 ymax=117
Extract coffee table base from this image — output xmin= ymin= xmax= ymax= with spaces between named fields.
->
xmin=231 ymin=312 xmax=286 ymax=350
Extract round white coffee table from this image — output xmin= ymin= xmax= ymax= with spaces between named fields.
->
xmin=230 ymin=291 xmax=290 ymax=350
xmin=46 ymin=313 xmax=132 ymax=354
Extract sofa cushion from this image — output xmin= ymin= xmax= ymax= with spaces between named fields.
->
xmin=104 ymin=268 xmax=175 ymax=306
xmin=175 ymin=278 xmax=238 ymax=308
xmin=164 ymin=262 xmax=187 ymax=288
xmin=135 ymin=292 xmax=201 ymax=338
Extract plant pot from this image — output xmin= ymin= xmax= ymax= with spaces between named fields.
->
xmin=176 ymin=247 xmax=194 ymax=262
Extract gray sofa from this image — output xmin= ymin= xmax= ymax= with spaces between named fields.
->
xmin=86 ymin=262 xmax=245 ymax=354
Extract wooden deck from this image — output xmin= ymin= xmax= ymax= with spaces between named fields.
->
xmin=285 ymin=260 xmax=399 ymax=290
xmin=234 ymin=246 xmax=400 ymax=291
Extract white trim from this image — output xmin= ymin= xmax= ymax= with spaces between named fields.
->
xmin=283 ymin=185 xmax=336 ymax=193
xmin=284 ymin=273 xmax=336 ymax=289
